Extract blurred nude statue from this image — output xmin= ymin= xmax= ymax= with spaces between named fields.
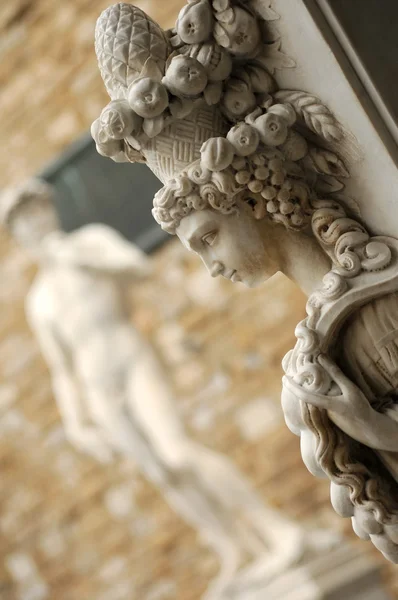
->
xmin=0 ymin=179 xmax=335 ymax=599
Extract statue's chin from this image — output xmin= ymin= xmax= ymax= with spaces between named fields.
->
xmin=241 ymin=273 xmax=270 ymax=289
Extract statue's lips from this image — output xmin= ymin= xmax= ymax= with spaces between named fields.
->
xmin=223 ymin=269 xmax=240 ymax=282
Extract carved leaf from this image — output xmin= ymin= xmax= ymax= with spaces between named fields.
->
xmin=170 ymin=34 xmax=182 ymax=48
xmin=165 ymin=50 xmax=179 ymax=72
xmin=284 ymin=160 xmax=305 ymax=178
xmin=143 ymin=115 xmax=165 ymax=138
xmin=255 ymin=40 xmax=295 ymax=74
xmin=216 ymin=7 xmax=235 ymax=23
xmin=169 ymin=97 xmax=195 ymax=119
xmin=314 ymin=174 xmax=345 ymax=194
xmin=275 ymin=90 xmax=343 ymax=143
xmin=303 ymin=147 xmax=349 ymax=177
xmin=213 ymin=0 xmax=230 ymax=11
xmin=213 ymin=22 xmax=230 ymax=47
xmin=139 ymin=57 xmax=164 ymax=82
xmin=329 ymin=192 xmax=361 ymax=218
xmin=231 ymin=67 xmax=251 ymax=87
xmin=248 ymin=0 xmax=280 ymax=21
xmin=204 ymin=81 xmax=223 ymax=105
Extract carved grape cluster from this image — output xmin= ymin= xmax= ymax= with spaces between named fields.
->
xmin=232 ymin=153 xmax=311 ymax=228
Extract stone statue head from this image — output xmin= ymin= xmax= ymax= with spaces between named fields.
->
xmin=0 ymin=179 xmax=59 ymax=248
xmin=92 ymin=2 xmax=347 ymax=288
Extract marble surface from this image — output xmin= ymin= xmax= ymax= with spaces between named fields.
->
xmin=0 ymin=0 xmax=397 ymax=598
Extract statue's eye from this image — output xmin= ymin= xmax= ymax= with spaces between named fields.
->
xmin=202 ymin=231 xmax=217 ymax=246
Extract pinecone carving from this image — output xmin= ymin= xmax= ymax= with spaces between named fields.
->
xmin=95 ymin=3 xmax=171 ymax=100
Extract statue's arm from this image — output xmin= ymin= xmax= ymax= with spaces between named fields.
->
xmin=50 ymin=224 xmax=152 ymax=278
xmin=283 ymin=355 xmax=398 ymax=453
xmin=127 ymin=341 xmax=190 ymax=469
xmin=26 ymin=299 xmax=112 ymax=461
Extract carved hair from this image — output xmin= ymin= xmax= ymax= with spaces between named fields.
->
xmin=152 ymin=160 xmax=244 ymax=233
xmin=287 ymin=200 xmax=398 ymax=532
xmin=152 ymin=149 xmax=315 ymax=233
xmin=302 ymin=403 xmax=398 ymax=523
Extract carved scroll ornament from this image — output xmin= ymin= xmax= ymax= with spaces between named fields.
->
xmin=92 ymin=0 xmax=398 ymax=562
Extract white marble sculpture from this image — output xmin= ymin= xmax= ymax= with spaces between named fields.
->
xmin=91 ymin=0 xmax=398 ymax=563
xmin=0 ymin=179 xmax=340 ymax=600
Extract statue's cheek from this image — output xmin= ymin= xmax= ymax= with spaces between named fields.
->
xmin=301 ymin=431 xmax=327 ymax=478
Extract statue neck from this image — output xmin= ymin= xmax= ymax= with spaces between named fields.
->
xmin=262 ymin=221 xmax=331 ymax=296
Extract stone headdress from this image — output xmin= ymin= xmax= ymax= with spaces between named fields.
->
xmin=93 ymin=1 xmax=349 ymax=234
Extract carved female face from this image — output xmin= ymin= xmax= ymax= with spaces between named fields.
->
xmin=176 ymin=205 xmax=280 ymax=287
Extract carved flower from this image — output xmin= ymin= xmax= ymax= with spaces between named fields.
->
xmin=176 ymin=0 xmax=214 ymax=44
xmin=227 ymin=122 xmax=260 ymax=156
xmin=214 ymin=6 xmax=261 ymax=56
xmin=163 ymin=55 xmax=208 ymax=98
xmin=99 ymin=100 xmax=141 ymax=140
xmin=222 ymin=80 xmax=256 ymax=119
xmin=200 ymin=137 xmax=235 ymax=172
xmin=127 ymin=77 xmax=169 ymax=118
xmin=252 ymin=113 xmax=288 ymax=146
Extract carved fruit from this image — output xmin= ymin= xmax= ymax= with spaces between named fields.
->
xmin=253 ymin=113 xmax=288 ymax=146
xmin=235 ymin=170 xmax=251 ymax=185
xmin=214 ymin=7 xmax=261 ymax=56
xmin=95 ymin=4 xmax=170 ymax=100
xmin=99 ymin=100 xmax=142 ymax=140
xmin=163 ymin=55 xmax=207 ymax=98
xmin=227 ymin=123 xmax=259 ymax=156
xmin=279 ymin=130 xmax=308 ymax=161
xmin=127 ymin=77 xmax=169 ymax=118
xmin=96 ymin=138 xmax=123 ymax=158
xmin=222 ymin=80 xmax=256 ymax=119
xmin=186 ymin=42 xmax=232 ymax=82
xmin=91 ymin=118 xmax=108 ymax=145
xmin=176 ymin=0 xmax=214 ymax=44
xmin=200 ymin=137 xmax=235 ymax=172
xmin=233 ymin=65 xmax=276 ymax=94
xmin=254 ymin=166 xmax=269 ymax=180
xmin=267 ymin=103 xmax=296 ymax=126
xmin=261 ymin=186 xmax=277 ymax=200
xmin=248 ymin=179 xmax=263 ymax=194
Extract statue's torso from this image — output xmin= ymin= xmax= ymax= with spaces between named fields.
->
xmin=27 ymin=266 xmax=141 ymax=384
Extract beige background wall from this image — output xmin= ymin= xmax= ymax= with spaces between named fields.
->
xmin=0 ymin=1 xmax=397 ymax=599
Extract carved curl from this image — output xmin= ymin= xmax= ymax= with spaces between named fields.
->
xmin=152 ymin=162 xmax=242 ymax=233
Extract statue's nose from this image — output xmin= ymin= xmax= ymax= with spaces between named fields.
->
xmin=210 ymin=261 xmax=223 ymax=278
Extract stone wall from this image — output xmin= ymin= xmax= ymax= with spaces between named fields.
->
xmin=0 ymin=1 xmax=397 ymax=599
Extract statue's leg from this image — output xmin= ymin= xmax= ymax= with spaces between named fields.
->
xmin=163 ymin=476 xmax=243 ymax=600
xmin=190 ymin=444 xmax=306 ymax=565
